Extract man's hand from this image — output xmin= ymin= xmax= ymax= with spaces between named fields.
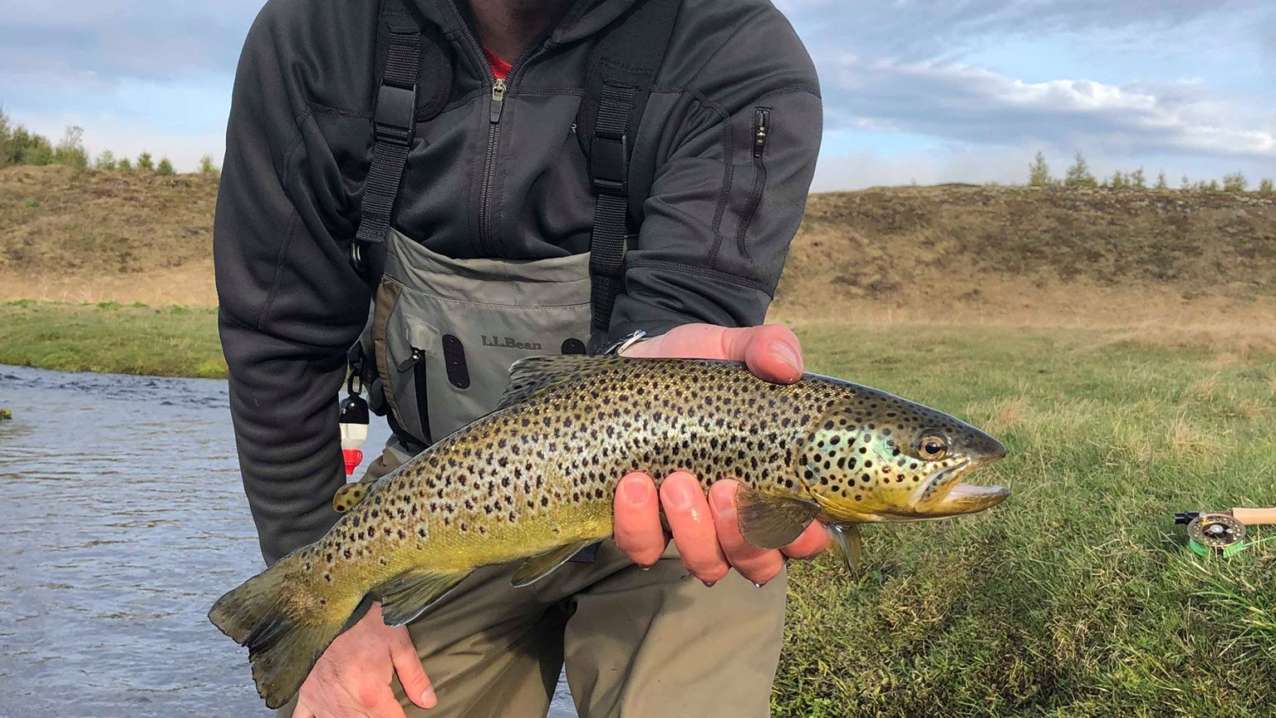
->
xmin=614 ymin=324 xmax=831 ymax=586
xmin=294 ymin=603 xmax=436 ymax=718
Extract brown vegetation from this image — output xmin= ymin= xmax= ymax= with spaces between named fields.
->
xmin=3 ymin=167 xmax=1275 ymax=331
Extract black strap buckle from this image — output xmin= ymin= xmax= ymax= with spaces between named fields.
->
xmin=589 ymin=129 xmax=629 ymax=196
xmin=374 ymin=83 xmax=418 ymax=146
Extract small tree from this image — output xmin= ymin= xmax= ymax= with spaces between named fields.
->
xmin=137 ymin=151 xmax=154 ymax=171
xmin=1107 ymin=171 xmax=1127 ymax=190
xmin=157 ymin=157 xmax=175 ymax=176
xmin=1130 ymin=168 xmax=1146 ymax=190
xmin=0 ymin=110 xmax=11 ymax=167
xmin=1205 ymin=179 xmax=1220 ymax=193
xmin=117 ymin=156 xmax=132 ymax=171
xmin=1064 ymin=151 xmax=1097 ymax=188
xmin=1028 ymin=151 xmax=1052 ymax=187
xmin=1181 ymin=175 xmax=1192 ymax=191
xmin=1259 ymin=178 xmax=1274 ymax=195
xmin=198 ymin=154 xmax=219 ymax=176
xmin=1222 ymin=172 xmax=1247 ymax=193
xmin=53 ymin=126 xmax=89 ymax=169
xmin=94 ymin=150 xmax=117 ymax=170
xmin=1155 ymin=171 xmax=1168 ymax=190
xmin=12 ymin=127 xmax=53 ymax=165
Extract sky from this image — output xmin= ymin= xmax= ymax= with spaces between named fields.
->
xmin=1 ymin=0 xmax=1272 ymax=190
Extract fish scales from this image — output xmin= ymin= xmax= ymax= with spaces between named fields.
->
xmin=210 ymin=355 xmax=1009 ymax=708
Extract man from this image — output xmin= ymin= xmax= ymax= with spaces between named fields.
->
xmin=214 ymin=0 xmax=824 ymax=715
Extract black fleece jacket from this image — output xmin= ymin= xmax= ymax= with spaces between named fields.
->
xmin=214 ymin=0 xmax=822 ymax=564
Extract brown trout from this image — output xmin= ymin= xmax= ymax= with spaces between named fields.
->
xmin=210 ymin=355 xmax=1008 ymax=707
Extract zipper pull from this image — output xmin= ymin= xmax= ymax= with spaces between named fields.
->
xmin=490 ymin=78 xmax=507 ymax=124
xmin=753 ymin=108 xmax=770 ymax=158
xmin=398 ymin=348 xmax=426 ymax=372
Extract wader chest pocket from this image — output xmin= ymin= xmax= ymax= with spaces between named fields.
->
xmin=375 ymin=229 xmax=593 ymax=446
xmin=379 ymin=300 xmax=441 ymax=447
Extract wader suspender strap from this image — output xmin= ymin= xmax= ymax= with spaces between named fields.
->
xmin=581 ymin=0 xmax=682 ymax=352
xmin=352 ymin=0 xmax=424 ymax=271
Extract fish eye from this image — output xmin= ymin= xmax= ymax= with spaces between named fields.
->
xmin=917 ymin=434 xmax=949 ymax=460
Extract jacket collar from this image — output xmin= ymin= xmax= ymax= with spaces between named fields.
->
xmin=408 ymin=0 xmax=639 ymax=50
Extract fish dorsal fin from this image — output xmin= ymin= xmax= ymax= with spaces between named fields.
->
xmin=828 ymin=523 xmax=864 ymax=574
xmin=497 ymin=355 xmax=614 ymax=409
xmin=510 ymin=540 xmax=595 ymax=588
xmin=375 ymin=570 xmax=468 ymax=626
xmin=735 ymin=487 xmax=822 ymax=549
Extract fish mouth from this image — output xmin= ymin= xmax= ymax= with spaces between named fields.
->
xmin=908 ymin=458 xmax=1009 ymax=517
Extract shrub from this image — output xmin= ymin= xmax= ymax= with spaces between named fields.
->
xmin=1222 ymin=172 xmax=1247 ymax=193
xmin=1130 ymin=168 xmax=1146 ymax=189
xmin=53 ymin=126 xmax=88 ymax=169
xmin=94 ymin=150 xmax=117 ymax=171
xmin=1155 ymin=171 xmax=1168 ymax=190
xmin=1106 ymin=171 xmax=1127 ymax=190
xmin=1064 ymin=151 xmax=1097 ymax=188
xmin=1259 ymin=178 xmax=1274 ymax=195
xmin=198 ymin=154 xmax=219 ymax=176
xmin=1028 ymin=151 xmax=1052 ymax=187
xmin=137 ymin=152 xmax=154 ymax=171
xmin=157 ymin=157 xmax=175 ymax=176
xmin=117 ymin=157 xmax=133 ymax=171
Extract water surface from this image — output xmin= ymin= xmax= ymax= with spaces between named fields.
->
xmin=0 ymin=365 xmax=574 ymax=717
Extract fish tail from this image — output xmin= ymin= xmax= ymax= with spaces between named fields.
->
xmin=208 ymin=553 xmax=361 ymax=709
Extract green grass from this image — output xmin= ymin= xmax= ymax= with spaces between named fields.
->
xmin=2 ymin=302 xmax=1274 ymax=715
xmin=776 ymin=322 xmax=1276 ymax=717
xmin=0 ymin=300 xmax=225 ymax=378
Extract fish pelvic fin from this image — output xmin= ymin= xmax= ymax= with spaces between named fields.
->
xmin=511 ymin=540 xmax=595 ymax=588
xmin=736 ymin=487 xmax=822 ymax=549
xmin=375 ymin=569 xmax=468 ymax=626
xmin=829 ymin=523 xmax=864 ymax=574
xmin=208 ymin=554 xmax=360 ymax=709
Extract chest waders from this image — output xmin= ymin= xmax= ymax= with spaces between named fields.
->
xmin=336 ymin=0 xmax=682 ymax=515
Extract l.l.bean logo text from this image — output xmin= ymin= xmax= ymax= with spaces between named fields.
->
xmin=481 ymin=335 xmax=544 ymax=351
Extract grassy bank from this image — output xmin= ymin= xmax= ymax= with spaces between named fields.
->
xmin=775 ymin=322 xmax=1276 ymax=717
xmin=0 ymin=301 xmax=224 ymax=378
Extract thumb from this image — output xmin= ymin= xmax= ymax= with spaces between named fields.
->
xmin=728 ymin=324 xmax=804 ymax=384
xmin=391 ymin=630 xmax=437 ymax=710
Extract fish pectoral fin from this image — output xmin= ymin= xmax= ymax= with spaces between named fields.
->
xmin=375 ymin=570 xmax=468 ymax=626
xmin=829 ymin=523 xmax=864 ymax=574
xmin=510 ymin=541 xmax=595 ymax=588
xmin=735 ymin=488 xmax=822 ymax=549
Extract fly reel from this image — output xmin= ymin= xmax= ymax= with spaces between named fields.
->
xmin=1174 ymin=508 xmax=1276 ymax=557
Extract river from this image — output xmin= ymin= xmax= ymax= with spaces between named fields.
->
xmin=0 ymin=364 xmax=575 ymax=717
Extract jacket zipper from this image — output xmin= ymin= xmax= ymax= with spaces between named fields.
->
xmin=478 ymin=77 xmax=506 ymax=254
xmin=737 ymin=107 xmax=771 ymax=259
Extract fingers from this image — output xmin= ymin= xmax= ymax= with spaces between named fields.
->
xmin=660 ymin=471 xmax=729 ymax=585
xmin=621 ymin=323 xmax=804 ymax=384
xmin=391 ymin=629 xmax=437 ymax=710
xmin=614 ymin=472 xmax=667 ymax=566
xmin=707 ymin=480 xmax=786 ymax=585
xmin=781 ymin=520 xmax=832 ymax=559
xmin=723 ymin=324 xmax=804 ymax=384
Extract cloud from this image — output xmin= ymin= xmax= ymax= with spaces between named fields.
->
xmin=817 ymin=56 xmax=1275 ymax=165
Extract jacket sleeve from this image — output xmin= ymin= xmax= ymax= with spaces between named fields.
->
xmin=607 ymin=7 xmax=822 ymax=341
xmin=214 ymin=1 xmax=372 ymax=565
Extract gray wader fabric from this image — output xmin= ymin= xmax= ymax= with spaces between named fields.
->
xmin=297 ymin=228 xmax=786 ymax=716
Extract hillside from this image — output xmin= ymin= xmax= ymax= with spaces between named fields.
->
xmin=3 ymin=166 xmax=1275 ymax=326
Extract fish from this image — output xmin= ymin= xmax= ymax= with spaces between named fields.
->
xmin=209 ymin=355 xmax=1009 ymax=708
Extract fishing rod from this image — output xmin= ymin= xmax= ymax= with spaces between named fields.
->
xmin=1173 ymin=507 xmax=1276 ymax=557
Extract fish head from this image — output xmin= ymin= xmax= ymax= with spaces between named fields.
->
xmin=798 ymin=382 xmax=1008 ymax=523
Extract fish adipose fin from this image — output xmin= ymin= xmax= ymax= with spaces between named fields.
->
xmin=208 ymin=554 xmax=360 ymax=709
xmin=331 ymin=481 xmax=371 ymax=513
xmin=829 ymin=523 xmax=864 ymax=573
xmin=375 ymin=570 xmax=468 ymax=626
xmin=735 ymin=487 xmax=821 ymax=549
xmin=511 ymin=540 xmax=595 ymax=588
xmin=498 ymin=355 xmax=614 ymax=409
